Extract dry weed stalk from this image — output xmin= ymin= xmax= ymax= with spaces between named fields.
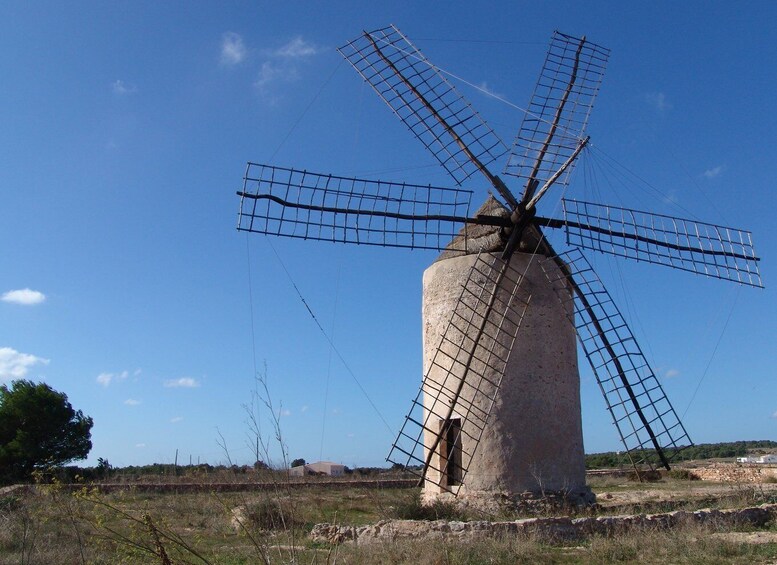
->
xmin=215 ymin=363 xmax=302 ymax=564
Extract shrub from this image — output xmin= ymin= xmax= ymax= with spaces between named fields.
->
xmin=0 ymin=495 xmax=21 ymax=511
xmin=627 ymin=469 xmax=662 ymax=482
xmin=244 ymin=498 xmax=301 ymax=530
xmin=391 ymin=492 xmax=466 ymax=521
xmin=667 ymin=468 xmax=701 ymax=481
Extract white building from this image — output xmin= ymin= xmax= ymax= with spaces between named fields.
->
xmin=737 ymin=454 xmax=777 ymax=464
xmin=288 ymin=461 xmax=346 ymax=477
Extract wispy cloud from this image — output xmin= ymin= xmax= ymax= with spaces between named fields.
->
xmin=280 ymin=408 xmax=291 ymax=417
xmin=477 ymin=81 xmax=503 ymax=99
xmin=2 ymin=288 xmax=46 ymax=305
xmin=97 ymin=370 xmax=129 ymax=387
xmin=274 ymin=37 xmax=318 ymax=59
xmin=135 ymin=443 xmax=146 ymax=448
xmin=703 ymin=165 xmax=723 ymax=179
xmin=771 ymin=411 xmax=777 ymax=420
xmin=221 ymin=32 xmax=246 ymax=66
xmin=300 ymin=405 xmax=308 ymax=413
xmin=164 ymin=377 xmax=200 ymax=388
xmin=664 ymin=368 xmax=680 ymax=378
xmin=124 ymin=398 xmax=141 ymax=406
xmin=112 ymin=80 xmax=137 ymax=95
xmin=645 ymin=92 xmax=672 ymax=112
xmin=255 ymin=61 xmax=285 ymax=89
xmin=0 ymin=347 xmax=49 ymax=382
xmin=170 ymin=416 xmax=184 ymax=423
xmin=662 ymin=192 xmax=679 ymax=206
xmin=254 ymin=36 xmax=318 ymax=95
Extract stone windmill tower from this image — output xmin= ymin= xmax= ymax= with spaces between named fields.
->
xmin=237 ymin=25 xmax=763 ymax=509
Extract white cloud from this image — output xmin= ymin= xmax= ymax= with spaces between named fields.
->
xmin=300 ymin=405 xmax=308 ymax=413
xmin=135 ymin=443 xmax=146 ymax=448
xmin=771 ymin=411 xmax=777 ymax=420
xmin=664 ymin=368 xmax=680 ymax=378
xmin=96 ymin=370 xmax=129 ymax=387
xmin=254 ymin=36 xmax=318 ymax=94
xmin=279 ymin=408 xmax=291 ymax=417
xmin=221 ymin=32 xmax=246 ymax=66
xmin=703 ymin=165 xmax=723 ymax=179
xmin=477 ymin=81 xmax=503 ymax=99
xmin=112 ymin=80 xmax=137 ymax=95
xmin=255 ymin=61 xmax=288 ymax=89
xmin=2 ymin=288 xmax=46 ymax=305
xmin=124 ymin=398 xmax=141 ymax=406
xmin=164 ymin=377 xmax=200 ymax=388
xmin=275 ymin=37 xmax=317 ymax=59
xmin=0 ymin=347 xmax=49 ymax=382
xmin=170 ymin=416 xmax=184 ymax=423
xmin=646 ymin=92 xmax=672 ymax=112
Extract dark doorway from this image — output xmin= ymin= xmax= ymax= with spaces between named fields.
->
xmin=441 ymin=418 xmax=462 ymax=486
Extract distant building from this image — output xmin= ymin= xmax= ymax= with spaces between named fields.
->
xmin=288 ymin=461 xmax=346 ymax=477
xmin=736 ymin=454 xmax=777 ymax=464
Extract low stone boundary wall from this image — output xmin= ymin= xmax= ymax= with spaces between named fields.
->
xmin=38 ymin=479 xmax=416 ymax=494
xmin=692 ymin=464 xmax=777 ymax=483
xmin=311 ymin=503 xmax=777 ymax=545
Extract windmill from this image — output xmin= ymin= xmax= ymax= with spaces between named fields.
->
xmin=236 ymin=25 xmax=762 ymax=508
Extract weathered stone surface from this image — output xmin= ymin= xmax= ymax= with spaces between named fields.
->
xmin=310 ymin=503 xmax=777 ymax=545
xmin=230 ymin=505 xmax=247 ymax=532
xmin=421 ymin=251 xmax=589 ymax=506
xmin=692 ymin=463 xmax=777 ymax=483
xmin=309 ymin=523 xmax=357 ymax=544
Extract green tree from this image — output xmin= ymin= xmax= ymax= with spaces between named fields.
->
xmin=290 ymin=458 xmax=306 ymax=468
xmin=0 ymin=380 xmax=93 ymax=482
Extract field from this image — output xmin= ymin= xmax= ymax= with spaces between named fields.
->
xmin=1 ymin=470 xmax=776 ymax=564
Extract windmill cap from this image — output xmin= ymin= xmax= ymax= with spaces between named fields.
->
xmin=436 ymin=195 xmax=509 ymax=262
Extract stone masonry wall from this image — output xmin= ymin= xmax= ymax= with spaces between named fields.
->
xmin=311 ymin=503 xmax=777 ymax=545
xmin=693 ymin=464 xmax=777 ymax=483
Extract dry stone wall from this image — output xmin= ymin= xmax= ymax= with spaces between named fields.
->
xmin=693 ymin=464 xmax=777 ymax=483
xmin=310 ymin=503 xmax=777 ymax=545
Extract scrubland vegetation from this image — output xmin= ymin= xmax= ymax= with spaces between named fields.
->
xmin=1 ymin=472 xmax=775 ymax=564
xmin=585 ymin=440 xmax=777 ymax=469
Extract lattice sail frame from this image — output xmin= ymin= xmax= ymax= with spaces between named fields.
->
xmin=237 ymin=163 xmax=473 ymax=251
xmin=541 ymin=250 xmax=692 ymax=469
xmin=387 ymin=254 xmax=530 ymax=490
xmin=562 ymin=199 xmax=763 ymax=288
xmin=338 ymin=25 xmax=508 ymax=186
xmin=503 ymin=32 xmax=609 ymax=196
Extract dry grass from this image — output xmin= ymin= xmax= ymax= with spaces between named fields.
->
xmin=0 ymin=480 xmax=774 ymax=564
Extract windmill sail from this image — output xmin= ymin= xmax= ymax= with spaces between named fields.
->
xmin=561 ymin=199 xmax=763 ymax=288
xmin=541 ymin=250 xmax=692 ymax=470
xmin=387 ymin=253 xmax=530 ymax=490
xmin=504 ymin=32 xmax=609 ymax=201
xmin=237 ymin=163 xmax=475 ymax=250
xmin=338 ymin=25 xmax=510 ymax=194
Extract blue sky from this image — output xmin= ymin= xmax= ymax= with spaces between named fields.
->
xmin=1 ymin=1 xmax=775 ymax=468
